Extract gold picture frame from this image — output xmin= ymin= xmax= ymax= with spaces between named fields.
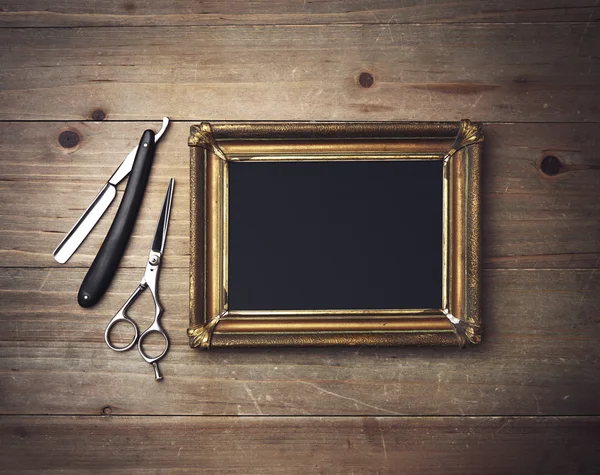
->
xmin=188 ymin=120 xmax=483 ymax=349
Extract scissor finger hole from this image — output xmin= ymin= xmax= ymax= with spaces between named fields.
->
xmin=106 ymin=320 xmax=137 ymax=350
xmin=139 ymin=331 xmax=168 ymax=359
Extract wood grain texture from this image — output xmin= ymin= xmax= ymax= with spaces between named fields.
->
xmin=1 ymin=122 xmax=598 ymax=269
xmin=1 ymin=0 xmax=599 ymax=471
xmin=1 ymin=416 xmax=599 ymax=474
xmin=1 ymin=267 xmax=598 ymax=415
xmin=1 ymin=0 xmax=599 ymax=27
xmin=0 ymin=24 xmax=598 ymax=122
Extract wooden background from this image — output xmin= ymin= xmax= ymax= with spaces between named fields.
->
xmin=1 ymin=1 xmax=599 ymax=473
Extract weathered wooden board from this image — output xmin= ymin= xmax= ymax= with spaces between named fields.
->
xmin=0 ymin=24 xmax=597 ymax=122
xmin=482 ymin=123 xmax=600 ymax=269
xmin=1 ymin=416 xmax=599 ymax=474
xmin=1 ymin=0 xmax=598 ymax=27
xmin=1 ymin=267 xmax=598 ymax=416
xmin=1 ymin=121 xmax=598 ymax=269
xmin=1 ymin=1 xmax=599 ymax=470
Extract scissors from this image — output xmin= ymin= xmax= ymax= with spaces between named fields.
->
xmin=104 ymin=178 xmax=175 ymax=380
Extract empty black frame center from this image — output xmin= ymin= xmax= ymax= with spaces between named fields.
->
xmin=228 ymin=160 xmax=443 ymax=311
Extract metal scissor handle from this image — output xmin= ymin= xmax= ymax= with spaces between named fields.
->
xmin=137 ymin=253 xmax=169 ymax=380
xmin=104 ymin=280 xmax=169 ymax=380
xmin=137 ymin=320 xmax=169 ymax=381
xmin=104 ymin=284 xmax=143 ymax=352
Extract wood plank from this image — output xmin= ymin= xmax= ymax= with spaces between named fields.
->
xmin=0 ymin=1 xmax=598 ymax=27
xmin=1 ymin=267 xmax=598 ymax=416
xmin=1 ymin=121 xmax=599 ymax=269
xmin=0 ymin=24 xmax=597 ymax=122
xmin=482 ymin=123 xmax=600 ymax=269
xmin=0 ymin=416 xmax=599 ymax=474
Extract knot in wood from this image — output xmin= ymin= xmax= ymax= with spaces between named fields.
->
xmin=58 ymin=130 xmax=80 ymax=148
xmin=358 ymin=72 xmax=374 ymax=88
xmin=540 ymin=156 xmax=562 ymax=176
xmin=91 ymin=109 xmax=106 ymax=121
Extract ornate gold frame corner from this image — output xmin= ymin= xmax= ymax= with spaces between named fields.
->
xmin=189 ymin=120 xmax=483 ymax=349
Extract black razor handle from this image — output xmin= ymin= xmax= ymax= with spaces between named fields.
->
xmin=78 ymin=130 xmax=156 ymax=308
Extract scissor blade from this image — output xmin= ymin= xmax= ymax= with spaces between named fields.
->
xmin=109 ymin=117 xmax=170 ymax=186
xmin=53 ymin=183 xmax=117 ymax=263
xmin=151 ymin=178 xmax=175 ymax=254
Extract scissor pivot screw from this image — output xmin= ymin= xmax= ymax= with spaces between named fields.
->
xmin=149 ymin=254 xmax=160 ymax=265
